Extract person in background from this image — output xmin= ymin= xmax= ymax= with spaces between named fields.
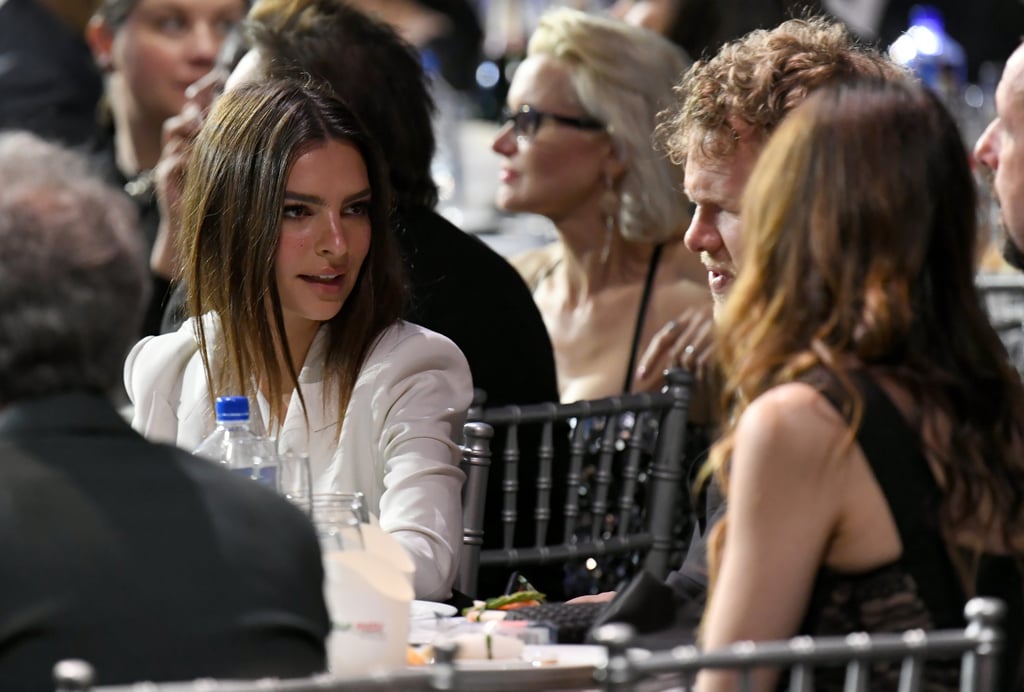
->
xmin=0 ymin=0 xmax=103 ymax=146
xmin=493 ymin=7 xmax=713 ymax=406
xmin=85 ymin=0 xmax=246 ymax=335
xmin=699 ymin=77 xmax=1024 ymax=692
xmin=125 ymin=79 xmax=471 ymax=602
xmin=0 ymin=131 xmax=328 ymax=689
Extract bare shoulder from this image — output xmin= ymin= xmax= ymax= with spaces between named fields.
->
xmin=510 ymin=243 xmax=560 ymax=287
xmin=734 ymin=382 xmax=850 ymax=477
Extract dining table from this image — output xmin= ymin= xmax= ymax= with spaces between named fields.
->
xmin=405 ymin=599 xmax=688 ymax=692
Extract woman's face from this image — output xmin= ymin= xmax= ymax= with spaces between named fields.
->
xmin=491 ymin=55 xmax=618 ymax=226
xmin=91 ymin=0 xmax=246 ymax=125
xmin=274 ymin=139 xmax=373 ymax=343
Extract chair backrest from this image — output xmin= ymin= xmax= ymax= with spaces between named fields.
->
xmin=591 ymin=597 xmax=1006 ymax=692
xmin=456 ymin=368 xmax=694 ymax=598
xmin=459 ymin=420 xmax=494 ymax=600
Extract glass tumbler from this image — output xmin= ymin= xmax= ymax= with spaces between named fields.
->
xmin=277 ymin=450 xmax=313 ymax=517
xmin=311 ymin=493 xmax=365 ymax=552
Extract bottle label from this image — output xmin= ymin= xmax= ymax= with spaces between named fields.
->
xmin=233 ymin=466 xmax=278 ymax=489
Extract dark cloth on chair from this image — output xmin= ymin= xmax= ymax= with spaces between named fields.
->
xmin=801 ymin=369 xmax=1024 ymax=692
xmin=0 ymin=393 xmax=329 ymax=690
xmin=0 ymin=0 xmax=103 ymax=147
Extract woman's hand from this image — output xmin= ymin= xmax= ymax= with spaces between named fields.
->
xmin=634 ymin=305 xmax=714 ymax=392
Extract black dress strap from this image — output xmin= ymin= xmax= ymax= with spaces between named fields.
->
xmin=811 ymin=369 xmax=966 ymax=628
xmin=623 ymin=244 xmax=665 ymax=393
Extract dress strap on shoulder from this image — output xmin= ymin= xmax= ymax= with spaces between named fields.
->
xmin=623 ymin=244 xmax=665 ymax=393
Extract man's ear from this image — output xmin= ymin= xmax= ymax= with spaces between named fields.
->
xmin=85 ymin=15 xmax=116 ymax=72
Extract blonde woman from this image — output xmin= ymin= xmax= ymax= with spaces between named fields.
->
xmin=492 ymin=8 xmax=712 ymax=407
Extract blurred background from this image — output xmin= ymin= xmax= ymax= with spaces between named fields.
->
xmin=3 ymin=0 xmax=1023 ymax=258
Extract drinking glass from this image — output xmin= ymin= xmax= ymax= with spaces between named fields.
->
xmin=311 ymin=492 xmax=365 ymax=551
xmin=277 ymin=450 xmax=313 ymax=517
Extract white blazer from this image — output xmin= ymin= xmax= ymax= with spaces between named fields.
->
xmin=124 ymin=318 xmax=472 ymax=601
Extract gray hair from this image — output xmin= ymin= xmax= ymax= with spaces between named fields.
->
xmin=0 ymin=131 xmax=148 ymax=402
xmin=528 ymin=8 xmax=691 ymax=243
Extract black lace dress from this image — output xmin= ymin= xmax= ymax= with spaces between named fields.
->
xmin=798 ymin=370 xmax=1023 ymax=692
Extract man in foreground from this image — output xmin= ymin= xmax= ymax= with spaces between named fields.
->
xmin=0 ymin=132 xmax=328 ymax=688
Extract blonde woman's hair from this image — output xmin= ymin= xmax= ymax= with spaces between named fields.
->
xmin=528 ymin=8 xmax=691 ymax=243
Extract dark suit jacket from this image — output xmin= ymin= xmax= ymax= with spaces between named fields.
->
xmin=396 ymin=206 xmax=558 ymax=411
xmin=0 ymin=392 xmax=329 ymax=689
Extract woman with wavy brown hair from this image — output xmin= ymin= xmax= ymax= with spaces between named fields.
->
xmin=698 ymin=77 xmax=1024 ymax=691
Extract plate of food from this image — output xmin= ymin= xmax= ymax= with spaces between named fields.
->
xmin=461 ymin=590 xmax=545 ymax=619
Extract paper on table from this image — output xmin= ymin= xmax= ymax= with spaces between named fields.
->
xmin=360 ymin=522 xmax=415 ymax=589
xmin=323 ymin=550 xmax=414 ymax=675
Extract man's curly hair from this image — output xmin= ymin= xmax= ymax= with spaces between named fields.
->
xmin=658 ymin=16 xmax=909 ymax=162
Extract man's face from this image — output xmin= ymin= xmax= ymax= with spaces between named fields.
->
xmin=975 ymin=44 xmax=1024 ymax=267
xmin=682 ymin=135 xmax=760 ymax=320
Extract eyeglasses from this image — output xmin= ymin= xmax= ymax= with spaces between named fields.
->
xmin=501 ymin=104 xmax=605 ymax=141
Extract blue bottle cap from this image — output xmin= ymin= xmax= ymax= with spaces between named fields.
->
xmin=214 ymin=396 xmax=250 ymax=422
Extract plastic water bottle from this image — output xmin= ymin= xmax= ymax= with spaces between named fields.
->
xmin=888 ymin=5 xmax=967 ymax=113
xmin=193 ymin=396 xmax=279 ymax=489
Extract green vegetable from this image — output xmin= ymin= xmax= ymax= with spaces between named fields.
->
xmin=461 ymin=589 xmax=547 ymax=617
xmin=483 ymin=590 xmax=546 ymax=610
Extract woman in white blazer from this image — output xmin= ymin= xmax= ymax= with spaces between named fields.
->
xmin=124 ymin=79 xmax=471 ymax=602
